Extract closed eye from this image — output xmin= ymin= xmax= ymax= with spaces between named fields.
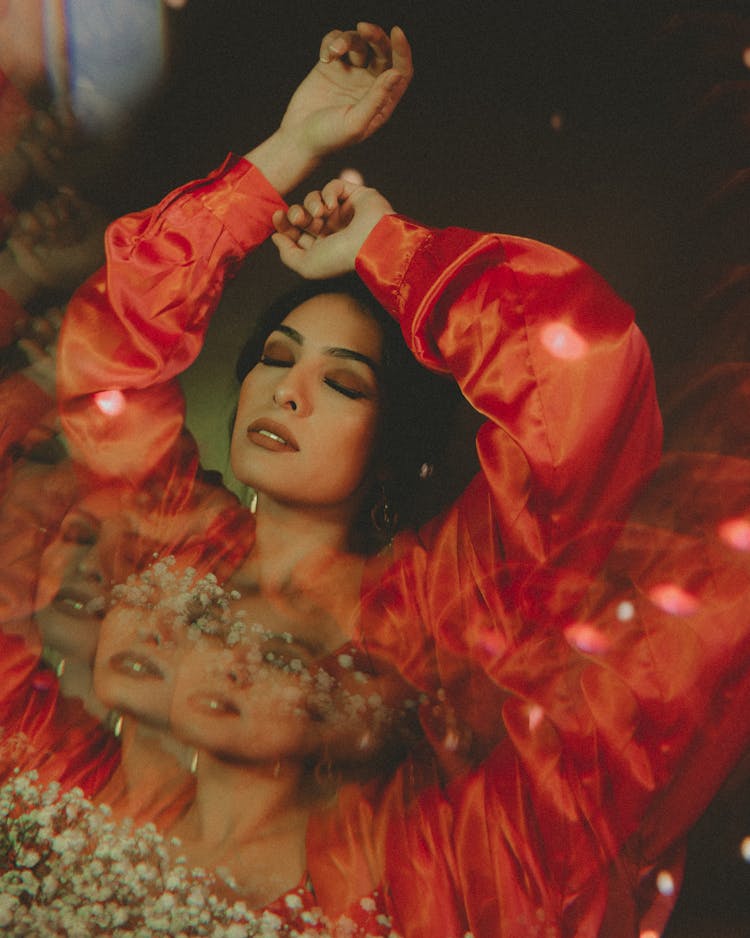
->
xmin=61 ymin=519 xmax=98 ymax=546
xmin=324 ymin=379 xmax=367 ymax=400
xmin=259 ymin=354 xmax=292 ymax=368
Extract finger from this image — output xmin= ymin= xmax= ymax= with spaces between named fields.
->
xmin=389 ymin=26 xmax=413 ymax=82
xmin=302 ymin=190 xmax=327 ymax=219
xmin=44 ymin=306 xmax=65 ymax=329
xmin=319 ymin=178 xmax=354 ymax=210
xmin=50 ymin=187 xmax=78 ymax=222
xmin=32 ymin=200 xmax=59 ymax=230
xmin=349 ymin=68 xmax=409 ymax=141
xmin=271 ymin=232 xmax=306 ymax=272
xmin=357 ymin=22 xmax=391 ymax=74
xmin=288 ymin=203 xmax=315 ymax=229
xmin=273 ymin=209 xmax=307 ymax=242
xmin=296 ymin=231 xmax=318 ymax=251
xmin=30 ymin=316 xmax=57 ymax=344
xmin=272 ymin=208 xmax=290 ymax=233
xmin=13 ymin=212 xmax=42 ymax=239
xmin=343 ymin=31 xmax=370 ymax=68
xmin=17 ymin=337 xmax=49 ymax=363
xmin=300 ymin=214 xmax=326 ymax=238
xmin=319 ymin=29 xmax=347 ymax=64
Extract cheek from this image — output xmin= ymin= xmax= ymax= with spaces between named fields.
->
xmin=36 ymin=542 xmax=84 ymax=606
xmin=324 ymin=411 xmax=379 ymax=483
xmin=236 ymin=368 xmax=266 ymax=415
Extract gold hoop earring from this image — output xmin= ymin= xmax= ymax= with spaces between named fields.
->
xmin=370 ymin=482 xmax=397 ymax=541
xmin=106 ymin=710 xmax=124 ymax=738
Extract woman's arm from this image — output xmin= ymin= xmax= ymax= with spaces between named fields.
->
xmin=276 ymin=184 xmax=750 ymax=937
xmin=57 ymin=26 xmax=412 ymax=482
xmin=273 ymin=179 xmax=662 ymax=562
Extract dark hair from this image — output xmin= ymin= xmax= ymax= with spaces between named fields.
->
xmin=235 ymin=274 xmax=460 ymax=552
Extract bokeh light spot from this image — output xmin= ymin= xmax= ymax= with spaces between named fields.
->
xmin=656 ymin=870 xmax=675 ymax=896
xmin=718 ymin=517 xmax=750 ymax=552
xmin=616 ymin=600 xmax=635 ymax=622
xmin=648 ymin=583 xmax=699 ymax=616
xmin=338 ymin=167 xmax=365 ymax=186
xmin=94 ymin=389 xmax=126 ymax=416
xmin=564 ymin=622 xmax=610 ymax=654
xmin=740 ymin=835 xmax=750 ymax=863
xmin=540 ymin=322 xmax=588 ymax=360
xmin=528 ymin=704 xmax=545 ymax=732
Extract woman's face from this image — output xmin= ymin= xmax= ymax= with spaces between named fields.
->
xmin=169 ymin=589 xmax=402 ymax=765
xmin=34 ymin=487 xmax=124 ymax=662
xmin=93 ymin=599 xmax=185 ymax=731
xmin=230 ymin=293 xmax=383 ymax=515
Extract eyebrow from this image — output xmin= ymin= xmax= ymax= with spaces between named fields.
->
xmin=63 ymin=508 xmax=104 ymax=527
xmin=273 ymin=324 xmax=381 ymax=375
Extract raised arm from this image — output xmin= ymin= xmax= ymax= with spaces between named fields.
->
xmin=276 ymin=184 xmax=750 ymax=938
xmin=273 ymin=179 xmax=662 ymax=561
xmin=57 ymin=26 xmax=412 ymax=482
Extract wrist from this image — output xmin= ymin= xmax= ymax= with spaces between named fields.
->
xmin=243 ymin=128 xmax=321 ymax=197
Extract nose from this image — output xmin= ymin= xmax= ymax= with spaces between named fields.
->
xmin=77 ymin=544 xmax=104 ymax=583
xmin=273 ymin=388 xmax=297 ymax=411
xmin=272 ymin=366 xmax=310 ymax=416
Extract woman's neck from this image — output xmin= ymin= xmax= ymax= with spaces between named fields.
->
xmin=97 ymin=716 xmax=192 ymax=824
xmin=251 ymin=495 xmax=355 ymax=589
xmin=238 ymin=499 xmax=365 ymax=643
xmin=41 ymin=648 xmax=108 ymax=721
xmin=183 ymin=752 xmax=309 ymax=848
xmin=172 ymin=751 xmax=311 ymax=905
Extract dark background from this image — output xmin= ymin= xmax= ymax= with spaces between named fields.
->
xmin=84 ymin=0 xmax=746 ymax=390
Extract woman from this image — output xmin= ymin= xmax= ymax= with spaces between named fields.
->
xmin=49 ymin=17 xmax=750 ymax=938
xmin=117 ymin=566 xmax=412 ymax=931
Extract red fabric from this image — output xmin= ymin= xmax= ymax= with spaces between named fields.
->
xmin=0 ymin=631 xmax=121 ymax=797
xmin=53 ymin=156 xmax=750 ymax=937
xmin=58 ymin=155 xmax=286 ymax=484
xmin=0 ymin=372 xmax=55 ymax=465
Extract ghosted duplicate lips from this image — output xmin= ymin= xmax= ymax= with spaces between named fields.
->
xmin=187 ymin=692 xmax=241 ymax=716
xmin=52 ymin=589 xmax=105 ymax=619
xmin=108 ymin=651 xmax=164 ymax=679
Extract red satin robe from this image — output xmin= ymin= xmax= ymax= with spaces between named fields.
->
xmin=53 ymin=155 xmax=750 ymax=936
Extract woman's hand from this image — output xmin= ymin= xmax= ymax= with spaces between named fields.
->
xmin=282 ymin=23 xmax=412 ymax=156
xmin=246 ymin=23 xmax=412 ymax=195
xmin=18 ymin=305 xmax=63 ymax=398
xmin=271 ymin=177 xmax=394 ymax=278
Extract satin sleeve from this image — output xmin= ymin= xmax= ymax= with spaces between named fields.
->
xmin=357 ymin=215 xmax=662 ymax=565
xmin=349 ymin=219 xmax=750 ymax=936
xmin=355 ymin=215 xmax=662 ymax=711
xmin=57 ymin=155 xmax=286 ymax=481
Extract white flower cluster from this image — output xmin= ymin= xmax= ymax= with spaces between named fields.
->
xmin=111 ymin=556 xmax=248 ymax=646
xmin=0 ymin=772 xmax=398 ymax=938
